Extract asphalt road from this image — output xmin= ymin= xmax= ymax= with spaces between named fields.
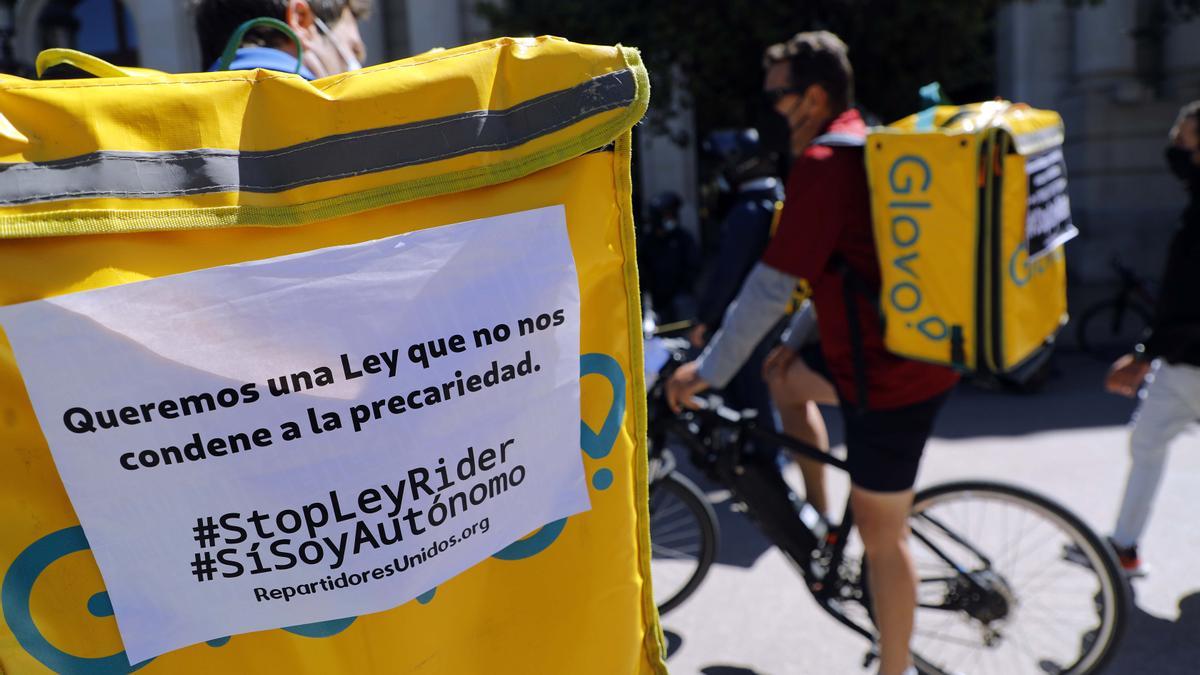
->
xmin=656 ymin=352 xmax=1200 ymax=675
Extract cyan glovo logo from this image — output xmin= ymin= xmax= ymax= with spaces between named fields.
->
xmin=885 ymin=154 xmax=949 ymax=343
xmin=1009 ymin=241 xmax=1061 ymax=288
xmin=2 ymin=353 xmax=627 ymax=672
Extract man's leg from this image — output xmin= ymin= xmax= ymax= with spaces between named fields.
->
xmin=853 ymin=486 xmax=916 ymax=675
xmin=785 ymin=401 xmax=831 ymax=512
xmin=1113 ymin=361 xmax=1200 ymax=549
xmin=842 ymin=390 xmax=950 ymax=675
xmin=767 ymin=356 xmax=836 ymax=513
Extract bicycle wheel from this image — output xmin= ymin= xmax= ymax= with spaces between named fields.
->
xmin=648 ymin=471 xmax=719 ymax=614
xmin=1075 ymin=300 xmax=1150 ymax=362
xmin=894 ymin=481 xmax=1128 ymax=675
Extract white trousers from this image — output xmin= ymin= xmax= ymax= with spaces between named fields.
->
xmin=1112 ymin=360 xmax=1200 ymax=548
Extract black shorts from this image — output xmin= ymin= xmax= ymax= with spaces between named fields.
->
xmin=842 ymin=391 xmax=950 ymax=493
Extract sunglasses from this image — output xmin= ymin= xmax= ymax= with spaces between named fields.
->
xmin=764 ymin=87 xmax=805 ymax=104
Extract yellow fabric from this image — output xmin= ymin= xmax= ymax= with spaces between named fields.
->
xmin=866 ymin=102 xmax=1069 ymax=373
xmin=866 ymin=131 xmax=981 ymax=368
xmin=0 ymin=39 xmax=665 ymax=675
xmin=35 ymin=49 xmax=163 ymax=79
xmin=0 ymin=36 xmax=649 ymax=237
xmin=998 ymin=151 xmax=1068 ymax=373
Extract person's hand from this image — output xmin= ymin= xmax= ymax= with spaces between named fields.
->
xmin=1105 ymin=354 xmax=1152 ymax=397
xmin=665 ymin=361 xmax=710 ymax=413
xmin=688 ymin=323 xmax=708 ymax=349
xmin=762 ymin=344 xmax=797 ymax=382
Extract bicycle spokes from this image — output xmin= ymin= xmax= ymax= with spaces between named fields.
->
xmin=648 ymin=472 xmax=719 ymax=614
xmin=905 ymin=485 xmax=1124 ymax=675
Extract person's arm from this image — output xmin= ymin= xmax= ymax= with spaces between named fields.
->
xmin=780 ymin=299 xmax=817 ymax=352
xmin=1110 ymin=225 xmax=1192 ymax=396
xmin=666 ymin=261 xmax=796 ymax=412
xmin=694 ymin=262 xmax=799 ymax=388
xmin=1137 ymin=226 xmax=1192 ymax=362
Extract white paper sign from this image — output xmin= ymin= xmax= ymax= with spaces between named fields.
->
xmin=0 ymin=206 xmax=587 ymax=662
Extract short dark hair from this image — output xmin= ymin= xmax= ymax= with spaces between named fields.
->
xmin=762 ymin=31 xmax=854 ymax=111
xmin=192 ymin=0 xmax=371 ymax=68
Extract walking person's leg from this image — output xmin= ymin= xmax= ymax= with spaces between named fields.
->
xmin=1112 ymin=361 xmax=1200 ymax=565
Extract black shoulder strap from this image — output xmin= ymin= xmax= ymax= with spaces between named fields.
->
xmin=829 ymin=255 xmax=875 ymax=415
xmin=809 ymin=134 xmax=869 ymax=411
xmin=811 ymin=132 xmax=866 ymax=148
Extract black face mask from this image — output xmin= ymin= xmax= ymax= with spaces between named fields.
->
xmin=758 ymin=112 xmax=792 ymax=162
xmin=1165 ymin=145 xmax=1200 ymax=186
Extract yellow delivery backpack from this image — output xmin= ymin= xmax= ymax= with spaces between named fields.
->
xmin=864 ymin=101 xmax=1073 ymax=376
xmin=0 ymin=38 xmax=666 ymax=674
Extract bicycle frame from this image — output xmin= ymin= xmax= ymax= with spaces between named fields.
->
xmin=651 ymin=391 xmax=1009 ymax=643
xmin=650 ymin=396 xmax=875 ymax=640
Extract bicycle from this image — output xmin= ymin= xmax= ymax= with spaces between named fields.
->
xmin=644 ymin=331 xmax=720 ymax=614
xmin=1075 ymin=257 xmax=1155 ymax=362
xmin=648 ymin=345 xmax=1129 ymax=674
xmin=647 ymin=441 xmax=720 ymax=613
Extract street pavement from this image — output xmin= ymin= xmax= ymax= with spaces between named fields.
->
xmin=657 ymin=351 xmax=1200 ymax=674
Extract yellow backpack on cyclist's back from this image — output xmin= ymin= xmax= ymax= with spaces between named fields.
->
xmin=864 ymin=101 xmax=1074 ymax=377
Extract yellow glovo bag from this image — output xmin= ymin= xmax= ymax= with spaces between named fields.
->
xmin=865 ymin=101 xmax=1074 ymax=376
xmin=0 ymin=37 xmax=668 ymax=674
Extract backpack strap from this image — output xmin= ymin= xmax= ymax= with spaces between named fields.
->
xmin=812 ymin=132 xmax=869 ymax=411
xmin=829 ymin=254 xmax=878 ymax=415
xmin=810 ymin=132 xmax=866 ymax=148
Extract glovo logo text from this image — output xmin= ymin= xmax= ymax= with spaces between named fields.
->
xmin=1009 ymin=241 xmax=1062 ymax=288
xmin=885 ymin=155 xmax=949 ymax=342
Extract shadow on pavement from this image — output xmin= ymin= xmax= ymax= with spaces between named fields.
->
xmin=1105 ymin=591 xmax=1200 ymax=674
xmin=661 ymin=626 xmax=763 ymax=674
xmin=663 ymin=629 xmax=683 ymax=659
xmin=933 ymin=351 xmax=1137 ymax=439
xmin=666 ymin=445 xmax=777 ymax=569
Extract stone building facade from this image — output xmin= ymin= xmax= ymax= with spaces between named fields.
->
xmin=998 ymin=0 xmax=1200 ymax=287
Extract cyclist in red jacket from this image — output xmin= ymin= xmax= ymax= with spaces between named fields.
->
xmin=666 ymin=31 xmax=957 ymax=675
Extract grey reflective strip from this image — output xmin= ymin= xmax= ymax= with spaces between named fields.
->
xmin=811 ymin=132 xmax=865 ymax=148
xmin=0 ymin=69 xmax=636 ymax=206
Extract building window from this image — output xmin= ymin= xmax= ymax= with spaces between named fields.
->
xmin=39 ymin=0 xmax=137 ymax=66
